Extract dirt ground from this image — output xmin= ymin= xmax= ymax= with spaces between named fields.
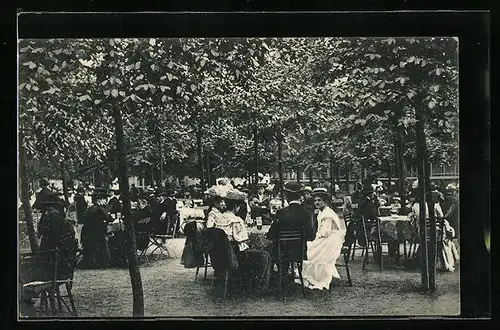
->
xmin=20 ymin=251 xmax=460 ymax=318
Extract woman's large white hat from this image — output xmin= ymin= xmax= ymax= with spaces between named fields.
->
xmin=206 ymin=185 xmax=229 ymax=198
xmin=224 ymin=188 xmax=247 ymax=201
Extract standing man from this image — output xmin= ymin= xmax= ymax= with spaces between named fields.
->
xmin=300 ymin=186 xmax=316 ymax=233
xmin=256 ymin=183 xmax=270 ymax=207
xmin=267 ymin=182 xmax=315 ymax=289
xmin=130 ymin=183 xmax=140 ymax=203
xmin=74 ymin=186 xmax=88 ymax=224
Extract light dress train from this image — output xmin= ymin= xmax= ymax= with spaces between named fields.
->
xmin=295 ymin=206 xmax=346 ymax=290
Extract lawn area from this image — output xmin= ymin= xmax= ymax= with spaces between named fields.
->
xmin=20 ymin=251 xmax=460 ymax=318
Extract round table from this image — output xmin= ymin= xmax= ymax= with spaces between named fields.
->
xmin=373 ymin=215 xmax=416 ymax=243
xmin=246 ymin=225 xmax=273 ymax=253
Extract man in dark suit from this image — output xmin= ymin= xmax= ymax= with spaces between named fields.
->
xmin=266 ymin=182 xmax=315 ymax=286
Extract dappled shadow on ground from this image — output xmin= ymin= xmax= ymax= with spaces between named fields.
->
xmin=19 ymin=253 xmax=460 ymax=318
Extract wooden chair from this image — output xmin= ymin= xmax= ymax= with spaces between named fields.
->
xmin=342 ymin=212 xmax=365 ymax=261
xmin=20 ymin=248 xmax=77 ymax=317
xmin=407 ymin=217 xmax=445 ymax=260
xmin=195 ymin=253 xmax=211 ymax=281
xmin=332 ymin=215 xmax=354 ymax=288
xmin=20 ymin=248 xmax=58 ymax=316
xmin=360 ymin=216 xmax=383 ymax=271
xmin=205 ymin=228 xmax=233 ymax=300
xmin=277 ymin=230 xmax=306 ymax=300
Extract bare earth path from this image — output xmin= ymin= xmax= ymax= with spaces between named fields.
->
xmin=65 ymin=256 xmax=459 ymax=318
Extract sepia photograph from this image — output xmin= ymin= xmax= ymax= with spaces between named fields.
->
xmin=17 ymin=34 xmax=462 ymax=318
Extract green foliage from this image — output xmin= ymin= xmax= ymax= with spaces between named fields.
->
xmin=18 ymin=37 xmax=458 ymax=182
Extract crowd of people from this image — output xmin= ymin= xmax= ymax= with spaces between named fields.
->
xmin=20 ymin=174 xmax=460 ymax=300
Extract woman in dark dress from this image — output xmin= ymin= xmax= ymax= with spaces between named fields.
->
xmin=79 ymin=195 xmax=112 ymax=269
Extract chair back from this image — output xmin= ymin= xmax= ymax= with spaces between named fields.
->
xmin=277 ymin=230 xmax=304 ymax=263
xmin=19 ymin=248 xmax=59 ymax=292
xmin=205 ymin=227 xmax=238 ymax=271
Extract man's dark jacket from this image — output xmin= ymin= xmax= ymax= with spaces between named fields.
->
xmin=266 ymin=202 xmax=315 ymax=262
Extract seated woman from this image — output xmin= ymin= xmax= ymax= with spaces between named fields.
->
xmin=213 ymin=189 xmax=249 ymax=252
xmin=181 ymin=186 xmax=225 ymax=268
xmin=409 ymin=191 xmax=459 ymax=272
xmin=295 ymin=189 xmax=346 ymax=291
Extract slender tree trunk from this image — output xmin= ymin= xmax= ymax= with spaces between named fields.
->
xmin=396 ymin=128 xmax=407 ymax=215
xmin=196 ymin=125 xmax=205 ymax=192
xmin=336 ymin=163 xmax=341 ymax=188
xmin=60 ymin=159 xmax=70 ymax=207
xmin=304 ymin=129 xmax=313 ymax=185
xmin=387 ymin=161 xmax=392 ymax=194
xmin=111 ymin=105 xmax=144 ymax=316
xmin=415 ymin=102 xmax=430 ymax=293
xmin=346 ymin=163 xmax=351 ymax=194
xmin=329 ymin=155 xmax=335 ymax=194
xmin=205 ymin=150 xmax=211 ymax=187
xmin=253 ymin=127 xmax=259 ymax=190
xmin=159 ymin=135 xmax=163 ymax=188
xmin=150 ymin=164 xmax=155 ymax=187
xmin=19 ymin=144 xmax=39 ymax=252
xmin=277 ymin=127 xmax=285 ymax=207
xmin=425 ymin=153 xmax=437 ymax=292
xmin=296 ymin=168 xmax=301 ymax=184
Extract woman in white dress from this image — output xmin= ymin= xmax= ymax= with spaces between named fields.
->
xmin=296 ymin=188 xmax=347 ymax=290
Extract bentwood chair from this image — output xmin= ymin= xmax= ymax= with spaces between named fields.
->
xmin=277 ymin=230 xmax=306 ymax=301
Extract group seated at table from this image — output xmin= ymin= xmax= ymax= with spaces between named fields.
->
xmin=180 ymin=182 xmax=349 ymax=296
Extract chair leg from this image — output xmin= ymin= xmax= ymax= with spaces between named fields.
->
xmin=195 ymin=267 xmax=200 ymax=281
xmin=48 ymin=289 xmax=57 ymax=316
xmin=278 ymin=262 xmax=282 ymax=301
xmin=223 ymin=269 xmax=229 ymax=300
xmin=351 ymin=242 xmax=356 ymax=260
xmin=204 ymin=255 xmax=209 ymax=280
xmin=362 ymin=245 xmax=368 ymax=269
xmin=297 ymin=262 xmax=306 ymax=298
xmin=403 ymin=241 xmax=408 ymax=261
xmin=56 ymin=286 xmax=63 ymax=312
xmin=65 ymin=282 xmax=78 ymax=316
xmin=344 ymin=253 xmax=353 ymax=287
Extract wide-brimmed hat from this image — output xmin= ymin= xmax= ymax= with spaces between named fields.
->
xmin=312 ymin=187 xmax=329 ymax=200
xmin=283 ymin=181 xmax=301 ymax=193
xmin=300 ymin=186 xmax=313 ymax=193
xmin=257 ymin=182 xmax=268 ymax=188
xmin=206 ymin=185 xmax=229 ymax=198
xmin=224 ymin=188 xmax=247 ymax=201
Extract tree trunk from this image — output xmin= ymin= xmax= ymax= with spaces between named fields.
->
xmin=346 ymin=162 xmax=351 ymax=194
xmin=396 ymin=128 xmax=407 ymax=215
xmin=329 ymin=155 xmax=335 ymax=194
xmin=425 ymin=153 xmax=437 ymax=292
xmin=150 ymin=164 xmax=155 ymax=187
xmin=387 ymin=161 xmax=392 ymax=194
xmin=60 ymin=160 xmax=70 ymax=207
xmin=296 ymin=168 xmax=301 ymax=184
xmin=253 ymin=127 xmax=259 ymax=190
xmin=415 ymin=103 xmax=430 ymax=293
xmin=205 ymin=150 xmax=211 ymax=187
xmin=277 ymin=126 xmax=285 ymax=207
xmin=111 ymin=105 xmax=144 ymax=316
xmin=159 ymin=135 xmax=163 ymax=188
xmin=19 ymin=144 xmax=39 ymax=252
xmin=196 ymin=125 xmax=205 ymax=192
xmin=336 ymin=163 xmax=341 ymax=188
